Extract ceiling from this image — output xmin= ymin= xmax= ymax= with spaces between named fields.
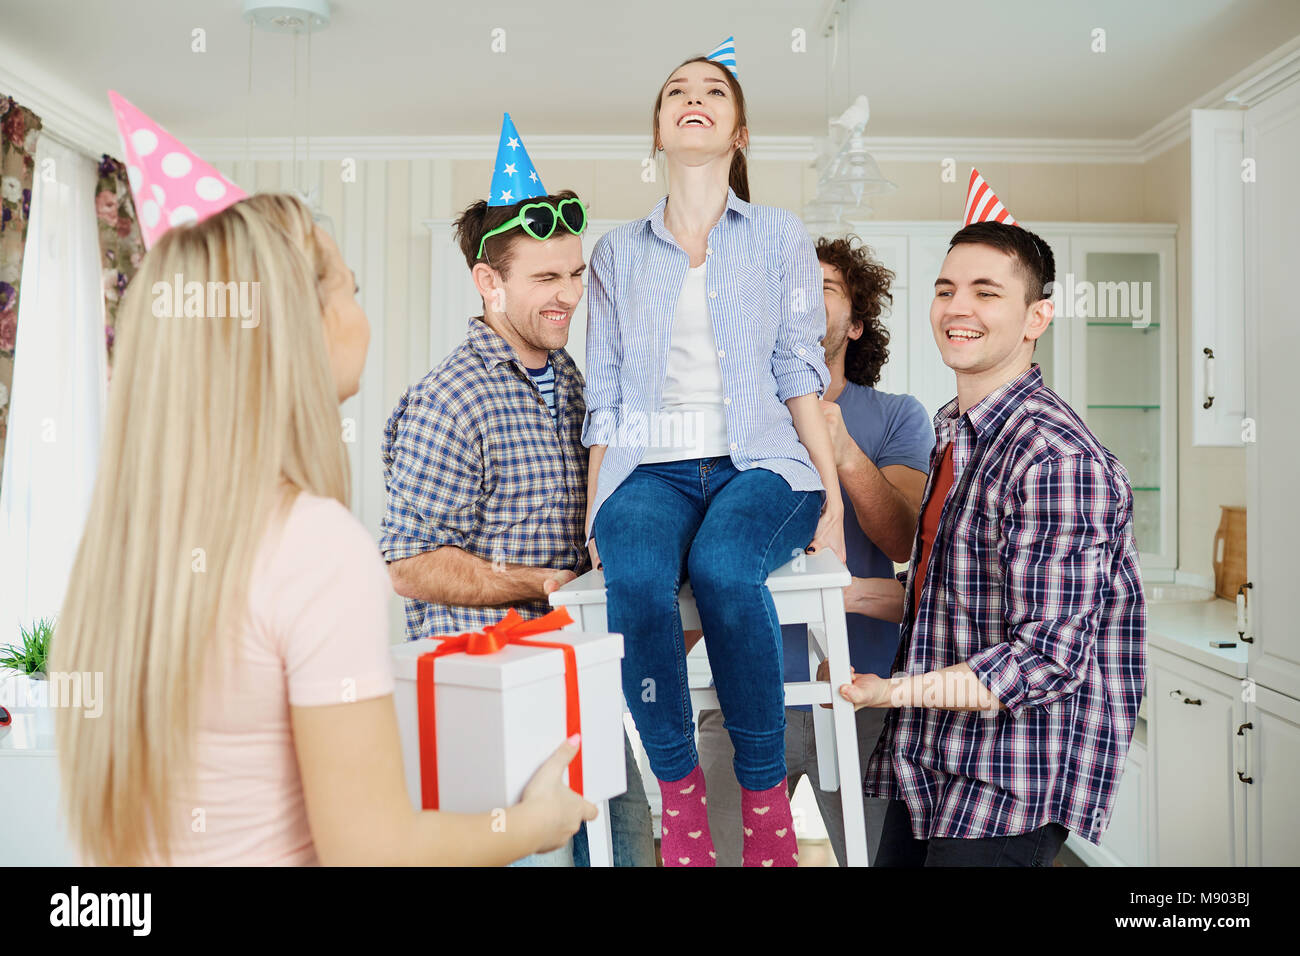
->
xmin=2 ymin=0 xmax=1299 ymax=144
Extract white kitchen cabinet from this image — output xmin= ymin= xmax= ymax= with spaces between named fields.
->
xmin=1242 ymin=75 xmax=1300 ymax=704
xmin=1068 ymin=235 xmax=1179 ymax=571
xmin=845 ymin=222 xmax=1178 ymax=573
xmin=0 ymin=713 xmax=77 ymax=865
xmin=1147 ymin=647 xmax=1246 ymax=866
xmin=875 ymin=288 xmax=908 ymax=398
xmin=862 ymin=233 xmax=909 ymax=399
xmin=1190 ymin=108 xmax=1248 ymax=446
xmin=1028 ymin=231 xmax=1072 ymax=398
xmin=1243 ymin=683 xmax=1300 ymax=866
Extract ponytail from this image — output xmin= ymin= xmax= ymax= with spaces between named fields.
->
xmin=729 ymin=149 xmax=750 ymax=203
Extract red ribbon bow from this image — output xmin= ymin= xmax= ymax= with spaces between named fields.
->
xmin=416 ymin=606 xmax=581 ymax=810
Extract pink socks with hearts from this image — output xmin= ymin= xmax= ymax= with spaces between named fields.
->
xmin=656 ymin=764 xmax=716 ymax=867
xmin=741 ymin=781 xmax=799 ymax=867
xmin=656 ymin=767 xmax=798 ymax=867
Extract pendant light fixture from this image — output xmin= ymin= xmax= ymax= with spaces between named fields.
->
xmin=241 ymin=0 xmax=334 ymax=230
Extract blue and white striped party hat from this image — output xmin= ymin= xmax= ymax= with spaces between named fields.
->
xmin=706 ymin=35 xmax=737 ymax=78
xmin=487 ymin=113 xmax=547 ymax=207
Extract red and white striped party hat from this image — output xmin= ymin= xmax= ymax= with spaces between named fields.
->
xmin=109 ymin=90 xmax=247 ymax=249
xmin=962 ymin=168 xmax=1018 ymax=226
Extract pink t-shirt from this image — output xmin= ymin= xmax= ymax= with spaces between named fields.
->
xmin=160 ymin=491 xmax=394 ymax=865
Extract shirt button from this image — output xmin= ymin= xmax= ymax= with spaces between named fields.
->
xmin=706 ymin=247 xmax=713 ymax=255
xmin=730 ymin=442 xmax=738 ymax=451
xmin=797 ymin=347 xmax=806 ymax=355
xmin=723 ymin=397 xmax=732 ymax=406
xmin=708 ymin=290 xmax=718 ymax=299
xmin=717 ymin=348 xmax=725 ymax=358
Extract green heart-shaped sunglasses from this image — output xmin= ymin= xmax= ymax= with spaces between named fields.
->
xmin=477 ymin=198 xmax=588 ymax=260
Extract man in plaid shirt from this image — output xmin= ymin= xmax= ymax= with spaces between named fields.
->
xmin=380 ymin=186 xmax=654 ymax=868
xmin=382 ymin=191 xmax=592 ymax=639
xmin=842 ymin=220 xmax=1146 ymax=867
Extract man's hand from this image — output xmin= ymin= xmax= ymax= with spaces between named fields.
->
xmin=815 ymin=658 xmax=895 ymax=710
xmin=541 ymin=569 xmax=577 ymax=596
xmin=820 ymin=399 xmax=860 ymax=471
xmin=840 ymin=672 xmax=895 ymax=710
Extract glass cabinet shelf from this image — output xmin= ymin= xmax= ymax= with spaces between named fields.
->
xmin=1086 ymin=321 xmax=1161 ymax=328
xmin=1072 ymin=243 xmax=1177 ymax=570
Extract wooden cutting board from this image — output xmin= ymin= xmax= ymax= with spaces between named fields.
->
xmin=1213 ymin=505 xmax=1247 ymax=600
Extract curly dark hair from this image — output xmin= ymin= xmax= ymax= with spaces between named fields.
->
xmin=814 ymin=236 xmax=894 ymax=388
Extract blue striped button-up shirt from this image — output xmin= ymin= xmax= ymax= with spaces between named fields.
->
xmin=863 ymin=365 xmax=1147 ymax=846
xmin=581 ymin=188 xmax=831 ymax=539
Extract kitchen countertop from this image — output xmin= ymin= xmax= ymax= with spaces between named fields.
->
xmin=1147 ymin=597 xmax=1248 ymax=678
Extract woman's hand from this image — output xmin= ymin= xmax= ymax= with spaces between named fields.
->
xmin=807 ymin=501 xmax=847 ymax=565
xmin=519 ymin=735 xmax=599 ymax=854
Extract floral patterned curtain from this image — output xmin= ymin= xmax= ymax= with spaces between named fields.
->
xmin=95 ymin=154 xmax=144 ymax=366
xmin=0 ymin=95 xmax=42 ymax=488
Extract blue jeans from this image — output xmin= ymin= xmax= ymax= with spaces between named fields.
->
xmin=593 ymin=456 xmax=822 ymax=791
xmin=571 ymin=727 xmax=656 ymax=866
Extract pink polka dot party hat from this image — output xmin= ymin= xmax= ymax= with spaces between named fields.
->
xmin=108 ymin=90 xmax=247 ymax=249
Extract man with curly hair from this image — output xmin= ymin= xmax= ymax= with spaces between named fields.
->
xmin=697 ymin=235 xmax=934 ymax=866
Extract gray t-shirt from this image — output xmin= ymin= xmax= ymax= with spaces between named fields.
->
xmin=781 ymin=381 xmax=934 ymax=709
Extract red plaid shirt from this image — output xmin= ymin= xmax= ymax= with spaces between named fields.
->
xmin=863 ymin=365 xmax=1146 ymax=846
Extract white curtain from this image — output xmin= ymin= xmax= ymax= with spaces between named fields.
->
xmin=0 ymin=137 xmax=107 ymax=640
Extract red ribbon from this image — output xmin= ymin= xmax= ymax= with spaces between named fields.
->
xmin=416 ymin=606 xmax=581 ymax=810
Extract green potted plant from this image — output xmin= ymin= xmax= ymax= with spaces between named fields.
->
xmin=1 ymin=617 xmax=55 ymax=737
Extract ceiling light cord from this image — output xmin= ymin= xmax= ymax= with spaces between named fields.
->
xmin=245 ymin=18 xmax=254 ymax=169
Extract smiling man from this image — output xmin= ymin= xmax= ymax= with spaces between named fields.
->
xmin=845 ymin=200 xmax=1146 ymax=867
xmin=382 ymin=184 xmax=591 ymax=639
xmin=380 ymin=116 xmax=655 ymax=868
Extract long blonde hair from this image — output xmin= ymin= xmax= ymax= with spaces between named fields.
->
xmin=53 ymin=193 xmax=351 ymax=864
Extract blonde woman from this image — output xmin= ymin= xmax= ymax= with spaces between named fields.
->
xmin=53 ymin=194 xmax=595 ymax=865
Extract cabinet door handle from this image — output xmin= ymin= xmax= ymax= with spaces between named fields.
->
xmin=1237 ymin=582 xmax=1254 ymax=643
xmin=1236 ymin=721 xmax=1253 ymax=736
xmin=1168 ymin=688 xmax=1203 ymax=705
xmin=1203 ymin=347 xmax=1216 ymax=409
xmin=1237 ymin=770 xmax=1254 ymax=784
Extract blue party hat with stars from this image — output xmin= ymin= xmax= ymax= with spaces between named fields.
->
xmin=487 ymin=113 xmax=546 ymax=207
xmin=706 ymin=35 xmax=737 ymax=78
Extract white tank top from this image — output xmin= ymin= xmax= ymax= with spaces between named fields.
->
xmin=640 ymin=262 xmax=733 ymax=463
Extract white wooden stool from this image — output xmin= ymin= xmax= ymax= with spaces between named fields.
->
xmin=548 ymin=549 xmax=869 ymax=867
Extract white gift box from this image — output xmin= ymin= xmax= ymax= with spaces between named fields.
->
xmin=390 ymin=630 xmax=627 ymax=813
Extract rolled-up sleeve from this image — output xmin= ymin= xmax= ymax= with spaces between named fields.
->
xmin=379 ymin=389 xmax=483 ymax=563
xmin=771 ymin=213 xmax=831 ymax=402
xmin=967 ymin=455 xmax=1118 ymax=718
xmin=581 ymin=235 xmax=621 ymax=448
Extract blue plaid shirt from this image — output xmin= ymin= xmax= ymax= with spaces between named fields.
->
xmin=581 ymin=188 xmax=831 ymax=540
xmin=380 ymin=316 xmax=590 ymax=639
xmin=863 ymin=365 xmax=1146 ymax=846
